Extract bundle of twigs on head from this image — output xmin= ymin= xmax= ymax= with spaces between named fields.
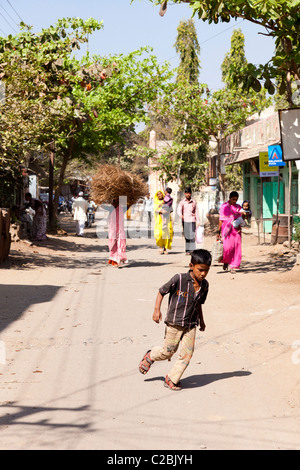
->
xmin=91 ymin=164 xmax=148 ymax=207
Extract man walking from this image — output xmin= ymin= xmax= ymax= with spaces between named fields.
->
xmin=72 ymin=191 xmax=88 ymax=237
xmin=177 ymin=187 xmax=200 ymax=254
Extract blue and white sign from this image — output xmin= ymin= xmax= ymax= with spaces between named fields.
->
xmin=268 ymin=144 xmax=286 ymax=167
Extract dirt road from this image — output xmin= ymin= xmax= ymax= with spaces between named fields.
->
xmin=0 ymin=213 xmax=299 ymax=450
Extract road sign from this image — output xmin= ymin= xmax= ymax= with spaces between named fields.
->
xmin=279 ymin=108 xmax=300 ymax=161
xmin=259 ymin=151 xmax=279 ymax=177
xmin=268 ymin=144 xmax=285 ymax=166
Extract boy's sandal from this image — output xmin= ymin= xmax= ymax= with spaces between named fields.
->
xmin=164 ymin=375 xmax=181 ymax=391
xmin=139 ymin=350 xmax=154 ymax=375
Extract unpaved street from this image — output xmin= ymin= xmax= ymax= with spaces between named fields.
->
xmin=0 ymin=214 xmax=300 ymax=450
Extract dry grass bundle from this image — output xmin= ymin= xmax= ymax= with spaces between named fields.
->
xmin=91 ymin=164 xmax=148 ymax=206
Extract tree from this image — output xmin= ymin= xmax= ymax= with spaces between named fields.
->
xmin=139 ymin=20 xmax=202 ymax=144
xmin=0 ymin=20 xmax=172 ymax=223
xmin=155 ymin=72 xmax=269 ymax=197
xmin=0 ymin=17 xmax=105 ymax=214
xmin=221 ymin=28 xmax=248 ymax=87
xmin=138 ymin=1 xmax=300 ymax=101
xmin=174 ymin=18 xmax=201 ymax=85
xmin=221 ymin=29 xmax=270 ymax=190
xmin=142 ymin=18 xmax=208 ymax=189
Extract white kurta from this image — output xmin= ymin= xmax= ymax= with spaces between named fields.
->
xmin=72 ymin=197 xmax=88 ymax=221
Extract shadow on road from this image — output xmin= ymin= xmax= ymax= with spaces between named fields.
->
xmin=0 ymin=402 xmax=91 ymax=431
xmin=145 ymin=370 xmax=252 ymax=389
xmin=216 ymin=259 xmax=295 ymax=275
xmin=0 ymin=284 xmax=61 ymax=333
xmin=3 ymin=250 xmax=107 ymax=270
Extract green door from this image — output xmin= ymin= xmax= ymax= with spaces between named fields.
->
xmin=263 ymin=181 xmax=284 ymax=232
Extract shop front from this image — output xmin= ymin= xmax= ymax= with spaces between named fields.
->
xmin=222 ymin=108 xmax=299 ymax=241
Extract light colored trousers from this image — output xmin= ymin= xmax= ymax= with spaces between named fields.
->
xmin=150 ymin=324 xmax=196 ymax=384
xmin=76 ymin=220 xmax=85 ymax=235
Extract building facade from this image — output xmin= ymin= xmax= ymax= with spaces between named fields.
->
xmin=222 ymin=107 xmax=300 ymax=236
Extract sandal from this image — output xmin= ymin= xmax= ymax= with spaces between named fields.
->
xmin=139 ymin=350 xmax=154 ymax=375
xmin=223 ymin=263 xmax=228 ymax=271
xmin=108 ymin=260 xmax=118 ymax=266
xmin=164 ymin=375 xmax=181 ymax=391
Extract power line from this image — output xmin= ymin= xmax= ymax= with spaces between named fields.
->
xmin=0 ymin=11 xmax=17 ymax=33
xmin=6 ymin=0 xmax=24 ymax=23
xmin=199 ymin=19 xmax=244 ymax=46
xmin=0 ymin=3 xmax=19 ymax=27
xmin=0 ymin=0 xmax=26 ymax=36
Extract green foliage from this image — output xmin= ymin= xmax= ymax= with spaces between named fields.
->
xmin=221 ymin=28 xmax=270 ymax=112
xmin=224 ymin=163 xmax=243 ymax=191
xmin=0 ymin=18 xmax=104 ymax=169
xmin=0 ymin=18 xmax=173 ymax=206
xmin=142 ymin=1 xmax=300 ymax=98
xmin=221 ymin=28 xmax=248 ymax=87
xmin=82 ymin=47 xmax=173 ymax=148
xmin=142 ymin=22 xmax=269 ymax=191
xmin=174 ymin=18 xmax=201 ymax=85
xmin=154 ymin=79 xmax=268 ymax=194
xmin=0 ymin=167 xmax=23 ymax=207
xmin=141 ymin=17 xmax=206 ymax=189
xmin=122 ymin=145 xmax=156 ymax=180
xmin=152 ymin=142 xmax=208 ymax=189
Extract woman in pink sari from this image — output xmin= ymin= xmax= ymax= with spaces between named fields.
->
xmin=218 ymin=191 xmax=243 ymax=273
xmin=108 ymin=198 xmax=127 ymax=267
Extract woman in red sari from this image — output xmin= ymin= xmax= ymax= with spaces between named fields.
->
xmin=217 ymin=191 xmax=243 ymax=273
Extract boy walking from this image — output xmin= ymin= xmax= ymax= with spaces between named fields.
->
xmin=139 ymin=249 xmax=211 ymax=390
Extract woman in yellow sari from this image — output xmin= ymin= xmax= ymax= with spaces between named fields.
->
xmin=154 ymin=190 xmax=173 ymax=254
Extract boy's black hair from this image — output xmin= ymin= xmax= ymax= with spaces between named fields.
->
xmin=190 ymin=249 xmax=212 ymax=266
xmin=165 ymin=187 xmax=172 ymax=194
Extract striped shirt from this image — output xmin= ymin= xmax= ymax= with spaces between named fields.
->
xmin=159 ymin=271 xmax=209 ymax=328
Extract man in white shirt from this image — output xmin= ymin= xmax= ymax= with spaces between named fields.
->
xmin=72 ymin=192 xmax=89 ymax=236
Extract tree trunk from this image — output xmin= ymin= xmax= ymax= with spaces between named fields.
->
xmin=48 ymin=146 xmax=55 ymax=230
xmin=51 ymin=138 xmax=74 ymax=230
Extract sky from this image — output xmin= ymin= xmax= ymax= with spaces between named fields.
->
xmin=0 ymin=0 xmax=276 ymax=91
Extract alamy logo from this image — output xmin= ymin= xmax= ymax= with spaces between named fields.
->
xmin=291 ymin=340 xmax=300 ymax=365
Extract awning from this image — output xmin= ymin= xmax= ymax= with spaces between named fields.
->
xmin=222 ymin=111 xmax=281 ymax=165
xmin=224 ymin=141 xmax=280 ymax=165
